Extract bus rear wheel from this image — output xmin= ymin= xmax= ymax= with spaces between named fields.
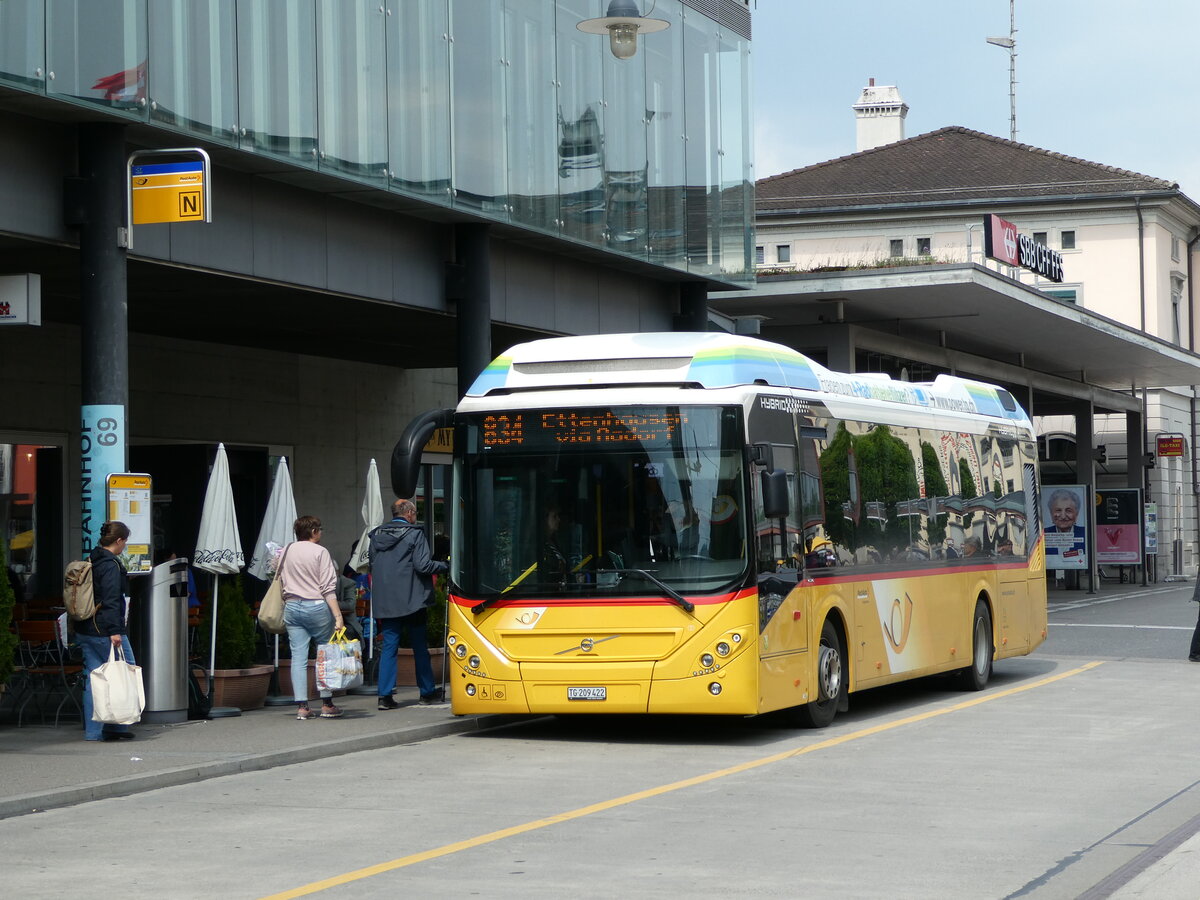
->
xmin=794 ymin=619 xmax=845 ymax=728
xmin=956 ymin=600 xmax=993 ymax=691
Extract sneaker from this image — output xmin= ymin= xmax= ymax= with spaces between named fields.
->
xmin=418 ymin=692 xmax=446 ymax=705
xmin=377 ymin=696 xmax=400 ymax=710
xmin=296 ymin=707 xmax=316 ymax=720
xmin=1189 ymin=654 xmax=1200 ymax=662
xmin=320 ymin=703 xmax=344 ymax=718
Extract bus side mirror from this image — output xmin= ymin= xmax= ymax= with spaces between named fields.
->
xmin=761 ymin=469 xmax=789 ymax=520
xmin=391 ymin=408 xmax=454 ymax=498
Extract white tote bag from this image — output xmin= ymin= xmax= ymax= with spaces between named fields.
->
xmin=89 ymin=644 xmax=146 ymax=725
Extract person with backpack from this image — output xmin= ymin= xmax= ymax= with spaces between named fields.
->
xmin=76 ymin=521 xmax=136 ymax=742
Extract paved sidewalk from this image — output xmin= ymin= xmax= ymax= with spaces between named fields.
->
xmin=0 ymin=686 xmax=519 ymax=820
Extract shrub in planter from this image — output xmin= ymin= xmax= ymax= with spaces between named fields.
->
xmin=196 ymin=575 xmax=257 ymax=670
xmin=0 ymin=534 xmax=17 ymax=691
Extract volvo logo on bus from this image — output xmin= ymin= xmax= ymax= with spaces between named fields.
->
xmin=580 ymin=638 xmax=595 ymax=652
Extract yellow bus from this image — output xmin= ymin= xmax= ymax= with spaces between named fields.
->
xmin=393 ymin=333 xmax=1047 ymax=726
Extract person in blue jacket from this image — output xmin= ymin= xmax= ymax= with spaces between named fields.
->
xmin=76 ymin=521 xmax=137 ymax=742
xmin=368 ymin=498 xmax=447 ymax=708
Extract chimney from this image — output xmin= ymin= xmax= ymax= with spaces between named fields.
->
xmin=853 ymin=78 xmax=908 ymax=152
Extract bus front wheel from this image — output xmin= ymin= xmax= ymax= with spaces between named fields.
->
xmin=794 ymin=619 xmax=845 ymax=728
xmin=956 ymin=600 xmax=993 ymax=691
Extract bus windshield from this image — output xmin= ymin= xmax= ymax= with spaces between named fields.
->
xmin=453 ymin=405 xmax=748 ymax=600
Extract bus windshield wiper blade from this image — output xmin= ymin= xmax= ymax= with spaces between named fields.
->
xmin=603 ymin=568 xmax=695 ymax=613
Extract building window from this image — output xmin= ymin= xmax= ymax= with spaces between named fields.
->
xmin=776 ymin=244 xmax=791 ymax=264
xmin=916 ymin=236 xmax=930 ymax=256
xmin=755 ymin=245 xmax=764 ymax=265
xmin=1061 ymin=230 xmax=1076 ymax=250
xmin=1033 ymin=231 xmax=1047 ymax=246
xmin=1044 ymin=289 xmax=1077 ymax=304
xmin=889 ymin=238 xmax=903 ymax=257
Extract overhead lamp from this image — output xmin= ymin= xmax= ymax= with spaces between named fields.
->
xmin=577 ymin=0 xmax=669 ymax=61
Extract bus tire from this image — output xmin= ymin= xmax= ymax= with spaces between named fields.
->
xmin=956 ymin=599 xmax=993 ymax=691
xmin=795 ymin=618 xmax=845 ymax=728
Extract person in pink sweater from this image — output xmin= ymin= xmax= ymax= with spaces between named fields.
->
xmin=278 ymin=515 xmax=345 ymax=719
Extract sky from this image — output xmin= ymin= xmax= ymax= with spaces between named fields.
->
xmin=750 ymin=0 xmax=1200 ymax=200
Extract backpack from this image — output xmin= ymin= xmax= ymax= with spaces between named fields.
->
xmin=188 ymin=663 xmax=213 ymax=720
xmin=63 ymin=559 xmax=97 ymax=621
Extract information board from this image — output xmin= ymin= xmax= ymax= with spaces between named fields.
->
xmin=107 ymin=473 xmax=153 ymax=574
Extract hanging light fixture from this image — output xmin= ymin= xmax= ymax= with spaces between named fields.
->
xmin=577 ymin=0 xmax=670 ymax=61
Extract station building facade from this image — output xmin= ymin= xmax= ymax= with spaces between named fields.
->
xmin=0 ymin=0 xmax=754 ymax=600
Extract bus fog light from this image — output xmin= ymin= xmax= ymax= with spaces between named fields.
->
xmin=455 ymin=644 xmax=467 ymax=658
xmin=465 ymin=683 xmax=477 ymax=696
xmin=700 ymin=653 xmax=714 ymax=667
xmin=708 ymin=682 xmax=722 ymax=695
xmin=468 ymin=655 xmax=481 ymax=668
xmin=715 ymin=642 xmax=730 ymax=656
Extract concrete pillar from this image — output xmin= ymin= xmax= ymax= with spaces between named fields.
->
xmin=453 ymin=224 xmax=492 ymax=398
xmin=1073 ymin=400 xmax=1096 ymax=593
xmin=77 ymin=123 xmax=129 ymax=556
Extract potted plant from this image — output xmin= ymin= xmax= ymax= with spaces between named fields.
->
xmin=197 ymin=576 xmax=273 ymax=710
xmin=0 ymin=534 xmax=17 ymax=696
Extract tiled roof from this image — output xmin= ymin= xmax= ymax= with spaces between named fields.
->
xmin=756 ymin=126 xmax=1178 ymax=212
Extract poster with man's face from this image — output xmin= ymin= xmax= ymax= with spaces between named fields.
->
xmin=1044 ymin=485 xmax=1087 ymax=570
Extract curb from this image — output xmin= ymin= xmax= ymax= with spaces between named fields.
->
xmin=0 ymin=713 xmax=521 ymax=821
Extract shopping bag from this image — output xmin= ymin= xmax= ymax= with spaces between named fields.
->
xmin=90 ymin=644 xmax=145 ymax=725
xmin=316 ymin=628 xmax=364 ymax=692
xmin=257 ymin=546 xmax=289 ymax=635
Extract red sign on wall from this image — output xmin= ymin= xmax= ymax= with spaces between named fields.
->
xmin=984 ymin=214 xmax=1020 ymax=266
xmin=1156 ymin=434 xmax=1185 ymax=457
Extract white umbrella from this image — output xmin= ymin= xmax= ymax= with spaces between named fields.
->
xmin=349 ymin=458 xmax=384 ymax=572
xmin=248 ymin=457 xmax=297 ymax=581
xmin=247 ymin=458 xmax=298 ymax=702
xmin=193 ymin=443 xmax=245 ymax=700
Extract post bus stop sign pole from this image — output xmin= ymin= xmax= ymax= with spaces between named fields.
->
xmin=124 ymin=148 xmax=212 ymax=250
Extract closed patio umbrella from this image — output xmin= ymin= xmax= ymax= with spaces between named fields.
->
xmin=247 ymin=457 xmax=297 ymax=705
xmin=349 ymin=458 xmax=385 ymax=680
xmin=193 ymin=443 xmax=245 ymax=716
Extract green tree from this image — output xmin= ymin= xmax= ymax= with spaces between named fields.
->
xmin=921 ymin=442 xmax=949 ymax=547
xmin=819 ymin=422 xmax=856 ymax=551
xmin=197 ymin=575 xmax=257 ymax=669
xmin=959 ymin=457 xmax=978 ymax=530
xmin=856 ymin=426 xmax=919 ymax=556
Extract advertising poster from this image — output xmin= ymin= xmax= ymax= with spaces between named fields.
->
xmin=1095 ymin=488 xmax=1143 ymax=565
xmin=80 ymin=404 xmax=125 ymax=556
xmin=106 ymin=473 xmax=153 ymax=574
xmin=1044 ymin=484 xmax=1088 ymax=570
xmin=1144 ymin=503 xmax=1158 ymax=556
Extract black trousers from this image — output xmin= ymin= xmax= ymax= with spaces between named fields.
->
xmin=1191 ymin=602 xmax=1200 ymax=659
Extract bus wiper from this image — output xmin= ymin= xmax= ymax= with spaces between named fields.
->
xmin=601 ymin=568 xmax=695 ymax=614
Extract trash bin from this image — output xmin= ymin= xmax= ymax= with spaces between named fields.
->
xmin=139 ymin=558 xmax=191 ymax=724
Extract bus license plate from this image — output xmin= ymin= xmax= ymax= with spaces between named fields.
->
xmin=567 ymin=686 xmax=606 ymax=701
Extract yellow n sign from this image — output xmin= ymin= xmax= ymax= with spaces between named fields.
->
xmin=131 ymin=161 xmax=205 ymax=224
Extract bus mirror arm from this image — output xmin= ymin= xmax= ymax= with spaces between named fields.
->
xmin=391 ymin=407 xmax=455 ymax=497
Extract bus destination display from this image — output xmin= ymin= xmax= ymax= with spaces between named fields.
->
xmin=481 ymin=409 xmax=689 ymax=449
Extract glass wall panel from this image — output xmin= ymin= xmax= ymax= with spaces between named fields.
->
xmin=449 ymin=0 xmax=507 ymax=215
xmin=555 ymin=0 xmax=604 ymax=243
xmin=236 ymin=0 xmax=317 ymax=165
xmin=386 ymin=0 xmax=451 ymax=202
xmin=47 ymin=0 xmax=146 ymax=116
xmin=644 ymin=0 xmax=685 ymax=270
xmin=0 ymin=1 xmax=46 ymax=91
xmin=601 ymin=29 xmax=649 ymax=257
xmin=718 ymin=27 xmax=752 ymax=281
xmin=504 ymin=0 xmax=558 ymax=233
xmin=317 ymin=1 xmax=387 ymax=184
xmin=148 ymin=0 xmax=237 ymax=144
xmin=682 ymin=8 xmax=720 ymax=276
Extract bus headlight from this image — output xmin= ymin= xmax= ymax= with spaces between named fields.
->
xmin=455 ymin=644 xmax=467 ymax=659
xmin=700 ymin=653 xmax=714 ymax=668
xmin=708 ymin=682 xmax=722 ymax=695
xmin=715 ymin=641 xmax=731 ymax=657
xmin=468 ymin=655 xmax=481 ymax=669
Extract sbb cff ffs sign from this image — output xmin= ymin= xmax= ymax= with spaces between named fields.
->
xmin=983 ymin=214 xmax=1064 ymax=283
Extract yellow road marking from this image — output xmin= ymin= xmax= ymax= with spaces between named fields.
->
xmin=261 ymin=661 xmax=1104 ymax=899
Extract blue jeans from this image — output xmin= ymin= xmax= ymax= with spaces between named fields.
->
xmin=284 ymin=601 xmax=335 ymax=703
xmin=77 ymin=632 xmax=135 ymax=741
xmin=377 ymin=610 xmax=436 ymax=699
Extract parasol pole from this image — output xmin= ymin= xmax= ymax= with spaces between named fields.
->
xmin=208 ymin=573 xmax=219 ymax=698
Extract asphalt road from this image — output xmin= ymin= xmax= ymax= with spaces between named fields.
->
xmin=3 ymin=584 xmax=1198 ymax=900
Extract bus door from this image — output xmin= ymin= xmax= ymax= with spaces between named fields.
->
xmin=992 ymin=441 xmax=1031 ymax=653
